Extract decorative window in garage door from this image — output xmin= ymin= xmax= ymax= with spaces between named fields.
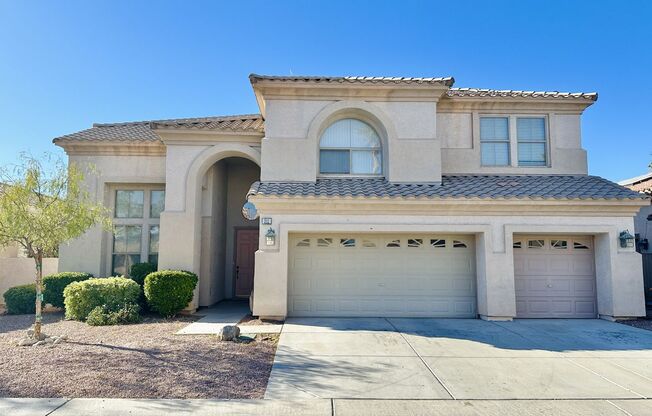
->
xmin=551 ymin=239 xmax=568 ymax=249
xmin=453 ymin=240 xmax=468 ymax=248
xmin=386 ymin=239 xmax=401 ymax=248
xmin=431 ymin=239 xmax=446 ymax=248
xmin=408 ymin=238 xmax=423 ymax=248
xmin=340 ymin=238 xmax=356 ymax=248
xmin=528 ymin=239 xmax=545 ymax=249
xmin=296 ymin=238 xmax=311 ymax=247
xmin=573 ymin=240 xmax=591 ymax=250
xmin=317 ymin=238 xmax=333 ymax=247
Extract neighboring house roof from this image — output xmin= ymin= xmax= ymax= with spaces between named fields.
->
xmin=619 ymin=171 xmax=652 ymax=195
xmin=52 ymin=114 xmax=264 ymax=144
xmin=248 ymin=175 xmax=648 ymax=201
xmin=618 ymin=171 xmax=652 ymax=186
xmin=249 ymin=73 xmax=455 ymax=86
xmin=447 ymin=88 xmax=598 ymax=101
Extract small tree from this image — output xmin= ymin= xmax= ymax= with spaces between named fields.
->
xmin=0 ymin=154 xmax=111 ymax=339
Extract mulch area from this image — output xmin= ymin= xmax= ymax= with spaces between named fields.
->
xmin=0 ymin=312 xmax=278 ymax=399
xmin=618 ymin=318 xmax=652 ymax=332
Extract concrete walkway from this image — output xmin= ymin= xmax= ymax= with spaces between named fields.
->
xmin=176 ymin=300 xmax=283 ymax=335
xmin=3 ymin=398 xmax=652 ymax=415
xmin=266 ymin=318 xmax=652 ymax=400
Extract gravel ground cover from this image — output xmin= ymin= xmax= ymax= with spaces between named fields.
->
xmin=618 ymin=318 xmax=652 ymax=332
xmin=0 ymin=312 xmax=278 ymax=398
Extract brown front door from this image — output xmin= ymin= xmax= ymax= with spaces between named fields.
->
xmin=235 ymin=229 xmax=259 ymax=297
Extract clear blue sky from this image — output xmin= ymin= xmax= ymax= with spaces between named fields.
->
xmin=1 ymin=0 xmax=650 ymax=181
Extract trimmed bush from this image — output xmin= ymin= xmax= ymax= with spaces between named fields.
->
xmin=86 ymin=303 xmax=141 ymax=326
xmin=63 ymin=277 xmax=141 ymax=321
xmin=43 ymin=272 xmax=93 ymax=308
xmin=129 ymin=262 xmax=157 ymax=311
xmin=3 ymin=284 xmax=39 ymax=315
xmin=144 ymin=270 xmax=198 ymax=317
xmin=129 ymin=263 xmax=157 ymax=287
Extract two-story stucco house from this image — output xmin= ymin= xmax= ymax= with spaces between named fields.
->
xmin=53 ymin=74 xmax=650 ymax=321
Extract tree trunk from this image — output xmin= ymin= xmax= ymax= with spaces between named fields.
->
xmin=33 ymin=251 xmax=43 ymax=339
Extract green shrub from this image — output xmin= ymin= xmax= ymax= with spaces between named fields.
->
xmin=43 ymin=272 xmax=93 ymax=308
xmin=3 ymin=284 xmax=39 ymax=315
xmin=144 ymin=270 xmax=198 ymax=317
xmin=129 ymin=263 xmax=157 ymax=287
xmin=86 ymin=303 xmax=141 ymax=326
xmin=63 ymin=277 xmax=141 ymax=321
xmin=129 ymin=262 xmax=157 ymax=311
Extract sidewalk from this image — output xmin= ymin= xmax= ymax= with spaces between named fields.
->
xmin=176 ymin=301 xmax=283 ymax=335
xmin=3 ymin=398 xmax=652 ymax=416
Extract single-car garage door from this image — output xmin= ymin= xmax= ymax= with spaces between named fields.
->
xmin=514 ymin=236 xmax=596 ymax=318
xmin=288 ymin=234 xmax=476 ymax=317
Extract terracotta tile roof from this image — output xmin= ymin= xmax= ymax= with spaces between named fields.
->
xmin=447 ymin=88 xmax=598 ymax=101
xmin=53 ymin=114 xmax=264 ymax=144
xmin=150 ymin=114 xmax=264 ymax=132
xmin=249 ymin=175 xmax=648 ymax=201
xmin=250 ymin=73 xmax=455 ymax=86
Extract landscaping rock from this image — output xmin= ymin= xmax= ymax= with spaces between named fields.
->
xmin=217 ymin=325 xmax=240 ymax=341
xmin=17 ymin=337 xmax=38 ymax=347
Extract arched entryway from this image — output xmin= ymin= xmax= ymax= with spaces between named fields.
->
xmin=198 ymin=157 xmax=261 ymax=306
xmin=157 ymin=143 xmax=262 ymax=311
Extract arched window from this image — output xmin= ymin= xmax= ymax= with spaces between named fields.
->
xmin=319 ymin=119 xmax=382 ymax=175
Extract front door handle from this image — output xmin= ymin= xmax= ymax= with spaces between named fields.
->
xmin=236 ymin=265 xmax=240 ymax=279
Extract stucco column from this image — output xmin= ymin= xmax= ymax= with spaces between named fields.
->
xmin=595 ymin=232 xmax=646 ymax=320
xmin=475 ymin=231 xmax=517 ymax=320
xmin=251 ymin=224 xmax=288 ymax=319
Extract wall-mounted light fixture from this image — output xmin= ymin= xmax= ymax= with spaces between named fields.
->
xmin=265 ymin=228 xmax=276 ymax=246
xmin=619 ymin=230 xmax=635 ymax=248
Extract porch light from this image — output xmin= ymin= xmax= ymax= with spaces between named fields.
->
xmin=265 ymin=228 xmax=276 ymax=246
xmin=619 ymin=230 xmax=635 ymax=248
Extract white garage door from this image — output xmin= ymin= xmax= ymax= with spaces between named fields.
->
xmin=514 ymin=236 xmax=596 ymax=318
xmin=288 ymin=234 xmax=477 ymax=317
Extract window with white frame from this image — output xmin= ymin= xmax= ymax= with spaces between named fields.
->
xmin=480 ymin=117 xmax=510 ymax=166
xmin=112 ymin=188 xmax=164 ymax=276
xmin=319 ymin=119 xmax=382 ymax=175
xmin=517 ymin=117 xmax=547 ymax=166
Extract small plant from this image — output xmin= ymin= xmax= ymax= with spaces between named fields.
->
xmin=43 ymin=272 xmax=93 ymax=308
xmin=86 ymin=303 xmax=141 ymax=326
xmin=63 ymin=277 xmax=141 ymax=321
xmin=3 ymin=284 xmax=40 ymax=315
xmin=144 ymin=270 xmax=198 ymax=318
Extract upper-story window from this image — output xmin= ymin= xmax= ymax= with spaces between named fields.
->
xmin=480 ymin=117 xmax=510 ymax=166
xmin=480 ymin=116 xmax=548 ymax=167
xmin=517 ymin=117 xmax=547 ymax=166
xmin=319 ymin=119 xmax=382 ymax=175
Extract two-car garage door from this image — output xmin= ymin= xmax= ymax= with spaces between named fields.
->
xmin=288 ymin=234 xmax=477 ymax=317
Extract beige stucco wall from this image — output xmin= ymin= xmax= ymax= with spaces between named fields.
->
xmin=250 ymin=200 xmax=646 ymax=320
xmin=438 ymin=111 xmax=588 ymax=175
xmin=58 ymin=154 xmax=166 ymax=276
xmin=0 ymin=258 xmax=58 ymax=303
xmin=0 ymin=244 xmax=22 ymax=258
xmin=261 ymin=99 xmax=441 ymax=183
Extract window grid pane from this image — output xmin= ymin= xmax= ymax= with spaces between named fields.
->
xmin=351 ymin=150 xmax=382 ymax=174
xmin=517 ymin=117 xmax=547 ymax=166
xmin=150 ymin=190 xmax=165 ymax=218
xmin=115 ymin=190 xmax=144 ymax=218
xmin=149 ymin=225 xmax=159 ymax=254
xmin=480 ymin=117 xmax=510 ymax=166
xmin=320 ymin=150 xmax=350 ymax=174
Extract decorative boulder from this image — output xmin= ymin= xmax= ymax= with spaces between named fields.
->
xmin=217 ymin=325 xmax=240 ymax=341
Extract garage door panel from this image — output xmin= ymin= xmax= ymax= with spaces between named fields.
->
xmin=289 ymin=235 xmax=477 ymax=318
xmin=514 ymin=236 xmax=596 ymax=318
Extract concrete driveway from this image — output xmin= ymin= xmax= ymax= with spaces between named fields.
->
xmin=265 ymin=318 xmax=652 ymax=400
